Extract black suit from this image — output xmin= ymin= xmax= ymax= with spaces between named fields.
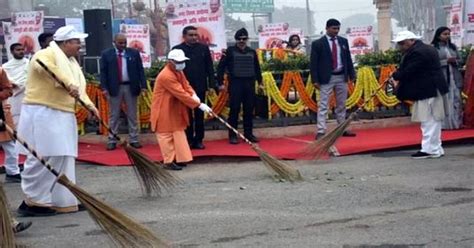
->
xmin=310 ymin=36 xmax=355 ymax=84
xmin=310 ymin=35 xmax=355 ymax=134
xmin=173 ymin=42 xmax=215 ymax=144
xmin=392 ymin=40 xmax=449 ymax=101
xmin=100 ymin=48 xmax=146 ymax=97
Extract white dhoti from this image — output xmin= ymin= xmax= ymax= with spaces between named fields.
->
xmin=0 ymin=140 xmax=19 ymax=175
xmin=18 ymin=104 xmax=78 ymax=212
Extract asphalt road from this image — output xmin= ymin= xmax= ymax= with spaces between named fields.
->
xmin=2 ymin=144 xmax=474 ymax=248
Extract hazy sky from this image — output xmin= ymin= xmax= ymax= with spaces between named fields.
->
xmin=231 ymin=0 xmax=377 ymax=33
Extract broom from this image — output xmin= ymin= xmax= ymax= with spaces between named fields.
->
xmin=302 ymin=79 xmax=392 ymax=160
xmin=0 ymin=120 xmax=169 ymax=247
xmin=35 ymin=59 xmax=180 ymax=197
xmin=0 ymin=183 xmax=16 ymax=248
xmin=207 ymin=110 xmax=302 ymax=182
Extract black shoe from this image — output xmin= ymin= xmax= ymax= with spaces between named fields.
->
xmin=5 ymin=173 xmax=21 ymax=183
xmin=78 ymin=204 xmax=87 ymax=212
xmin=315 ymin=133 xmax=325 ymax=140
xmin=163 ymin=163 xmax=183 ymax=171
xmin=192 ymin=141 xmax=205 ymax=149
xmin=129 ymin=142 xmax=143 ymax=149
xmin=245 ymin=134 xmax=259 ymax=143
xmin=17 ymin=201 xmax=57 ymax=217
xmin=175 ymin=162 xmax=187 ymax=167
xmin=411 ymin=151 xmax=442 ymax=159
xmin=229 ymin=136 xmax=239 ymax=145
xmin=342 ymin=131 xmax=356 ymax=137
xmin=13 ymin=221 xmax=32 ymax=233
xmin=106 ymin=143 xmax=116 ymax=151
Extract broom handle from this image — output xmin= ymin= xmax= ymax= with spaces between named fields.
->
xmin=354 ymin=79 xmax=391 ymax=114
xmin=0 ymin=120 xmax=60 ymax=177
xmin=35 ymin=59 xmax=124 ymax=144
xmin=207 ymin=110 xmax=255 ymax=147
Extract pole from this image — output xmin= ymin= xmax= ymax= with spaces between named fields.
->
xmin=111 ymin=0 xmax=115 ymax=19
xmin=306 ymin=0 xmax=313 ymax=37
xmin=128 ymin=0 xmax=132 ymax=17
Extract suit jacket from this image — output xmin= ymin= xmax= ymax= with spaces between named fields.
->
xmin=0 ymin=67 xmax=14 ymax=142
xmin=150 ymin=64 xmax=200 ymax=133
xmin=392 ymin=40 xmax=449 ymax=101
xmin=100 ymin=47 xmax=146 ymax=97
xmin=172 ymin=42 xmax=215 ymax=93
xmin=310 ymin=36 xmax=355 ymax=85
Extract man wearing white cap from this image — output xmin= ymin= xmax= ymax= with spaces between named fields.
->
xmin=150 ymin=49 xmax=212 ymax=170
xmin=390 ymin=31 xmax=449 ymax=159
xmin=17 ymin=25 xmax=98 ymax=216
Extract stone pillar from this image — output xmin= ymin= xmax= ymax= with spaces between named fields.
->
xmin=374 ymin=0 xmax=392 ymax=51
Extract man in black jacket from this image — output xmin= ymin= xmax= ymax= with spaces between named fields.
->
xmin=173 ymin=26 xmax=215 ymax=149
xmin=391 ymin=31 xmax=449 ymax=159
xmin=217 ymin=28 xmax=262 ymax=144
xmin=310 ymin=19 xmax=356 ymax=140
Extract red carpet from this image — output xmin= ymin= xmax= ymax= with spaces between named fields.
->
xmin=1 ymin=125 xmax=474 ymax=167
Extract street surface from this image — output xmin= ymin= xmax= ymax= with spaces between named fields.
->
xmin=3 ymin=144 xmax=474 ymax=248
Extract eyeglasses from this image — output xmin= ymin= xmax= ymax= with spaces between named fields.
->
xmin=237 ymin=37 xmax=248 ymax=41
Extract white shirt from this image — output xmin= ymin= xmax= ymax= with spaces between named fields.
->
xmin=326 ymin=35 xmax=343 ymax=71
xmin=116 ymin=49 xmax=130 ymax=82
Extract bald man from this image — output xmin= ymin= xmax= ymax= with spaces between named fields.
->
xmin=100 ymin=34 xmax=147 ymax=151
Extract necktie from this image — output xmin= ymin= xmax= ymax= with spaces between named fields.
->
xmin=117 ymin=51 xmax=123 ymax=83
xmin=331 ymin=37 xmax=338 ymax=70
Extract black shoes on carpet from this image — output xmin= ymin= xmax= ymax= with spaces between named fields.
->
xmin=229 ymin=134 xmax=259 ymax=144
xmin=107 ymin=142 xmax=142 ymax=150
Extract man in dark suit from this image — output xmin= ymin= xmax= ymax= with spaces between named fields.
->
xmin=172 ymin=26 xmax=215 ymax=149
xmin=100 ymin=33 xmax=146 ymax=150
xmin=390 ymin=31 xmax=449 ymax=159
xmin=217 ymin=28 xmax=262 ymax=144
xmin=310 ymin=19 xmax=356 ymax=140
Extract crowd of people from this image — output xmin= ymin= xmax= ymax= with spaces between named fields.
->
xmin=0 ymin=18 xmax=471 ymax=235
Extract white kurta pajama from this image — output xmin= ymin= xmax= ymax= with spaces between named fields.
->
xmin=3 ymin=57 xmax=29 ymax=125
xmin=411 ymin=91 xmax=446 ymax=156
xmin=18 ymin=41 xmax=95 ymax=213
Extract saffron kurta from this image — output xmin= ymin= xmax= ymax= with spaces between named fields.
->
xmin=0 ymin=68 xmax=14 ymax=142
xmin=150 ymin=64 xmax=200 ymax=163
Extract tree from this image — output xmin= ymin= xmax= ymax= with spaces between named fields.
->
xmin=391 ymin=0 xmax=451 ymax=41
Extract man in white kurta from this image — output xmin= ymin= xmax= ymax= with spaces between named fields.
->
xmin=17 ymin=26 xmax=98 ymax=216
xmin=1 ymin=43 xmax=29 ymax=183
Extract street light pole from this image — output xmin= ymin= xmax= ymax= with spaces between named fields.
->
xmin=306 ymin=0 xmax=313 ymax=37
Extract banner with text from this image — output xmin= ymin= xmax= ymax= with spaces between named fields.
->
xmin=166 ymin=0 xmax=226 ymax=61
xmin=346 ymin=25 xmax=374 ymax=60
xmin=464 ymin=0 xmax=474 ymax=44
xmin=9 ymin=11 xmax=44 ymax=58
xmin=223 ymin=0 xmax=274 ymax=13
xmin=449 ymin=2 xmax=463 ymax=47
xmin=2 ymin=22 xmax=13 ymax=59
xmin=120 ymin=24 xmax=152 ymax=68
xmin=258 ymin=23 xmax=300 ymax=49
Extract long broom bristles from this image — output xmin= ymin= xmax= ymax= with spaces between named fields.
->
xmin=35 ymin=59 xmax=179 ymax=197
xmin=0 ymin=120 xmax=169 ymax=247
xmin=125 ymin=145 xmax=182 ymax=196
xmin=302 ymin=80 xmax=391 ymax=160
xmin=301 ymin=112 xmax=357 ymax=160
xmin=57 ymin=175 xmax=169 ymax=248
xmin=0 ymin=183 xmax=16 ymax=248
xmin=208 ymin=111 xmax=303 ymax=182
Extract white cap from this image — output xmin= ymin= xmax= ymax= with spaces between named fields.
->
xmin=392 ymin=30 xmax=421 ymax=43
xmin=167 ymin=49 xmax=189 ymax=62
xmin=53 ymin=25 xmax=88 ymax=41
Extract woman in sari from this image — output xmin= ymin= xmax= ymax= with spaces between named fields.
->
xmin=431 ymin=26 xmax=463 ymax=129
